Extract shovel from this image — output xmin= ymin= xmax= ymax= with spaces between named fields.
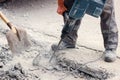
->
xmin=0 ymin=12 xmax=31 ymax=53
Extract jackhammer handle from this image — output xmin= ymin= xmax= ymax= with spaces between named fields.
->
xmin=0 ymin=11 xmax=17 ymax=33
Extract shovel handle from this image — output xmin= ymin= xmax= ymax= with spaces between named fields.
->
xmin=0 ymin=12 xmax=10 ymax=24
xmin=0 ymin=12 xmax=17 ymax=33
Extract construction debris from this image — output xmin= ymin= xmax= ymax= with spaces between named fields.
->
xmin=0 ymin=63 xmax=27 ymax=80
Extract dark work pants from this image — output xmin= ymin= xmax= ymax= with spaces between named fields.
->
xmin=62 ymin=0 xmax=118 ymax=50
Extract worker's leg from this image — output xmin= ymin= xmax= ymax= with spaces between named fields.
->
xmin=100 ymin=0 xmax=118 ymax=62
xmin=61 ymin=12 xmax=81 ymax=47
xmin=52 ymin=0 xmax=81 ymax=50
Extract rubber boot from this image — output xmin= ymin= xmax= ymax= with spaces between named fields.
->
xmin=104 ymin=49 xmax=116 ymax=62
xmin=51 ymin=41 xmax=75 ymax=51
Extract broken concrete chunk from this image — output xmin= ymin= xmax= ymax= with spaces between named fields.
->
xmin=55 ymin=47 xmax=113 ymax=80
xmin=0 ymin=63 xmax=28 ymax=80
xmin=0 ymin=62 xmax=4 ymax=68
xmin=14 ymin=63 xmax=22 ymax=70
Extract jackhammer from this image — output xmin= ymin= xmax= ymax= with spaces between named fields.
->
xmin=49 ymin=0 xmax=107 ymax=62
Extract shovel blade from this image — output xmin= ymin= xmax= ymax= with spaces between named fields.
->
xmin=6 ymin=27 xmax=31 ymax=53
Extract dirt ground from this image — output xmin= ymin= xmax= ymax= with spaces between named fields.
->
xmin=0 ymin=0 xmax=120 ymax=80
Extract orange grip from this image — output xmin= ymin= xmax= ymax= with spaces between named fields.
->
xmin=58 ymin=0 xmax=64 ymax=7
xmin=57 ymin=0 xmax=67 ymax=15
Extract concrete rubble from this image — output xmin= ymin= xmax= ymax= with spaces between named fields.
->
xmin=0 ymin=0 xmax=120 ymax=80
